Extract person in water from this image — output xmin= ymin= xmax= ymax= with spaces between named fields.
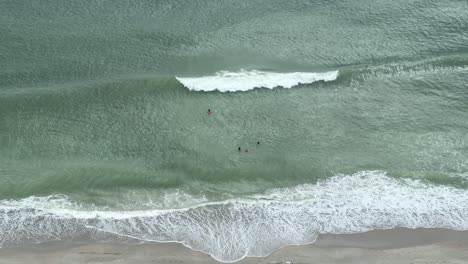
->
xmin=207 ymin=109 xmax=212 ymax=115
xmin=257 ymin=141 xmax=260 ymax=145
xmin=238 ymin=147 xmax=241 ymax=152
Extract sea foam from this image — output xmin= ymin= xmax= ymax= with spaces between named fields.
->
xmin=1 ymin=171 xmax=468 ymax=262
xmin=176 ymin=70 xmax=339 ymax=92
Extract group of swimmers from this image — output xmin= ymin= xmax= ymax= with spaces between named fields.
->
xmin=207 ymin=109 xmax=259 ymax=153
xmin=238 ymin=142 xmax=260 ymax=153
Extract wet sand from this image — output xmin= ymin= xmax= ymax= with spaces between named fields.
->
xmin=0 ymin=228 xmax=467 ymax=264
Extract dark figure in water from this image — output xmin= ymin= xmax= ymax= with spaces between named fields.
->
xmin=238 ymin=147 xmax=241 ymax=152
xmin=257 ymin=141 xmax=260 ymax=145
xmin=207 ymin=109 xmax=212 ymax=115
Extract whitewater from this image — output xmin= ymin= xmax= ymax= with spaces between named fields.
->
xmin=2 ymin=171 xmax=468 ymax=262
xmin=176 ymin=70 xmax=339 ymax=92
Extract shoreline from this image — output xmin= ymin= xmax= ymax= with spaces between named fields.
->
xmin=0 ymin=228 xmax=467 ymax=263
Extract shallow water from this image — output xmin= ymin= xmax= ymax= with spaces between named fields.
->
xmin=1 ymin=0 xmax=468 ymax=262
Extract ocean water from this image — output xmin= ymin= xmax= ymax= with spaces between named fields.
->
xmin=1 ymin=0 xmax=468 ymax=262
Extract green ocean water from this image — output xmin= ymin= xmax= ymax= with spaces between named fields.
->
xmin=1 ymin=0 xmax=468 ymax=262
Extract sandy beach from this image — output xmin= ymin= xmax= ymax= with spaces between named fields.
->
xmin=0 ymin=228 xmax=467 ymax=264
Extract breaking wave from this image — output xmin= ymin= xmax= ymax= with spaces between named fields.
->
xmin=1 ymin=171 xmax=468 ymax=262
xmin=176 ymin=70 xmax=339 ymax=92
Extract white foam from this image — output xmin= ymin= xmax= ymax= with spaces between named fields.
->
xmin=1 ymin=171 xmax=468 ymax=262
xmin=176 ymin=69 xmax=339 ymax=92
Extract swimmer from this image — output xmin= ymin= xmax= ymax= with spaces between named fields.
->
xmin=238 ymin=147 xmax=241 ymax=152
xmin=207 ymin=109 xmax=212 ymax=115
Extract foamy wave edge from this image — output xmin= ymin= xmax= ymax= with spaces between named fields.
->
xmin=176 ymin=69 xmax=339 ymax=92
xmin=1 ymin=170 xmax=468 ymax=262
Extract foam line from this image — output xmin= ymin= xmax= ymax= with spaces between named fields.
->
xmin=1 ymin=171 xmax=468 ymax=262
xmin=176 ymin=70 xmax=339 ymax=92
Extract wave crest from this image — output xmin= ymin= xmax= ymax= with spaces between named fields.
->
xmin=176 ymin=69 xmax=339 ymax=92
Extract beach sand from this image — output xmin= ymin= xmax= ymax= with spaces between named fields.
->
xmin=0 ymin=228 xmax=467 ymax=264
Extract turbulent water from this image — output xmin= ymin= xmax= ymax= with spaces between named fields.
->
xmin=1 ymin=0 xmax=468 ymax=262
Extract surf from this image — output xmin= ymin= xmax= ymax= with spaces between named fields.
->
xmin=2 ymin=171 xmax=468 ymax=262
xmin=175 ymin=69 xmax=339 ymax=92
